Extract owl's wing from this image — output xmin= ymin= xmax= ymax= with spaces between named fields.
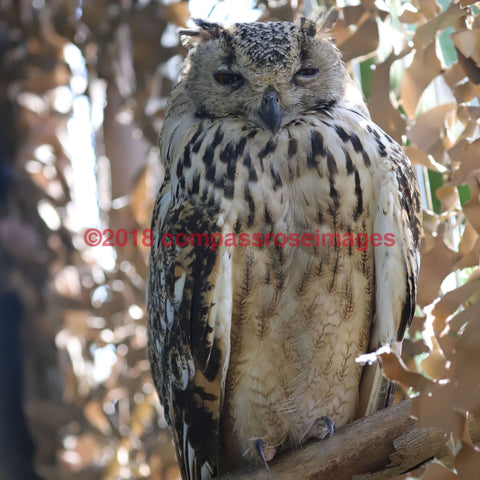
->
xmin=147 ymin=182 xmax=232 ymax=480
xmin=372 ymin=145 xmax=421 ymax=346
xmin=358 ymin=141 xmax=422 ymax=416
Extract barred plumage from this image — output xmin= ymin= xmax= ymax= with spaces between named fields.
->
xmin=147 ymin=14 xmax=421 ymax=480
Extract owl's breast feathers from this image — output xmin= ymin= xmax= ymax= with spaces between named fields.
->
xmin=148 ymin=90 xmax=421 ymax=478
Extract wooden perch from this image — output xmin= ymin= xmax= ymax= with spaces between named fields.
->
xmin=216 ymin=399 xmax=479 ymax=480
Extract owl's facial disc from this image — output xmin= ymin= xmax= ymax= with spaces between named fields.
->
xmin=182 ymin=20 xmax=346 ymax=129
xmin=258 ymin=89 xmax=283 ymax=135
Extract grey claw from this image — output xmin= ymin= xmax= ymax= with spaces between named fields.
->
xmin=255 ymin=439 xmax=275 ymax=470
xmin=320 ymin=416 xmax=334 ymax=437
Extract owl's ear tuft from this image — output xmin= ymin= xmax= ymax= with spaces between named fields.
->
xmin=179 ymin=19 xmax=226 ymax=47
xmin=299 ymin=17 xmax=317 ymax=38
xmin=299 ymin=8 xmax=339 ymax=40
xmin=318 ymin=8 xmax=339 ymax=33
xmin=299 ymin=8 xmax=338 ymax=39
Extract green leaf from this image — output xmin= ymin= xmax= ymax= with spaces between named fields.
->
xmin=359 ymin=57 xmax=375 ymax=101
xmin=458 ymin=184 xmax=471 ymax=205
xmin=428 ymin=169 xmax=443 ymax=214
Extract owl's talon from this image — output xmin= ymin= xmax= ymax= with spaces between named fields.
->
xmin=320 ymin=416 xmax=335 ymax=438
xmin=255 ymin=439 xmax=276 ymax=469
xmin=308 ymin=416 xmax=335 ymax=440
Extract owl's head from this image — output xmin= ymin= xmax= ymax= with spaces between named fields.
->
xmin=179 ymin=12 xmax=345 ymax=135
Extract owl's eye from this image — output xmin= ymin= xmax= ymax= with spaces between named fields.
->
xmin=295 ymin=67 xmax=319 ymax=78
xmin=213 ymin=72 xmax=244 ymax=87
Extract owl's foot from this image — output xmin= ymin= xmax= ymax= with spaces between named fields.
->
xmin=308 ymin=416 xmax=335 ymax=440
xmin=255 ymin=439 xmax=276 ymax=469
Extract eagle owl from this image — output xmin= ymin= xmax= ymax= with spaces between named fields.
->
xmin=147 ymin=12 xmax=421 ymax=480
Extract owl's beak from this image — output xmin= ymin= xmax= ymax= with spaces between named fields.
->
xmin=259 ymin=89 xmax=283 ymax=135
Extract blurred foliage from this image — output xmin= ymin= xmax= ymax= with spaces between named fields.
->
xmin=0 ymin=0 xmax=479 ymax=479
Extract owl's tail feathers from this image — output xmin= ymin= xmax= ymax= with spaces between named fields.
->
xmin=356 ymin=358 xmax=397 ymax=419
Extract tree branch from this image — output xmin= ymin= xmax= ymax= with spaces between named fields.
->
xmin=216 ymin=399 xmax=476 ymax=480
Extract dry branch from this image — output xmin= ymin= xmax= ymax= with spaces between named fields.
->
xmin=216 ymin=399 xmax=478 ymax=480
